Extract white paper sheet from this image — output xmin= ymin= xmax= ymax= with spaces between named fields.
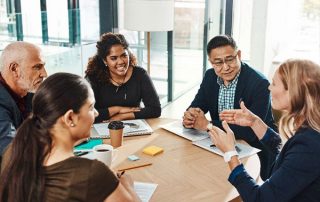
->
xmin=134 ymin=182 xmax=158 ymax=202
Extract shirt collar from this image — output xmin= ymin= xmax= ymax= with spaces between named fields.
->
xmin=217 ymin=69 xmax=241 ymax=87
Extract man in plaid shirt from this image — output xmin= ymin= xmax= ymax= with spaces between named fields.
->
xmin=182 ymin=35 xmax=277 ymax=180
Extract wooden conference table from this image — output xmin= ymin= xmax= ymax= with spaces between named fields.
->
xmin=104 ymin=118 xmax=260 ymax=202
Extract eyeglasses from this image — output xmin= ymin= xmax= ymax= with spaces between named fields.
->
xmin=209 ymin=53 xmax=238 ymax=69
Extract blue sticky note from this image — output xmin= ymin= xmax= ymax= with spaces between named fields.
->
xmin=128 ymin=155 xmax=139 ymax=161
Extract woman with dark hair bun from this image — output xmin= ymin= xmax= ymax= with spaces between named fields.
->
xmin=0 ymin=73 xmax=140 ymax=202
xmin=85 ymin=32 xmax=161 ymax=122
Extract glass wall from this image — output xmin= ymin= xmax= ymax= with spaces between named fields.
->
xmin=233 ymin=0 xmax=320 ymax=79
xmin=173 ymin=0 xmax=205 ymax=98
xmin=79 ymin=0 xmax=99 ymax=41
xmin=47 ymin=0 xmax=69 ymax=42
xmin=0 ymin=0 xmax=98 ymax=76
xmin=3 ymin=0 xmax=318 ymax=107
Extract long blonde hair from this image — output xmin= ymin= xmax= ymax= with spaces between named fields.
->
xmin=278 ymin=59 xmax=320 ymax=138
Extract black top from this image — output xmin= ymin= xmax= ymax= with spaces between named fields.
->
xmin=87 ymin=66 xmax=161 ymax=122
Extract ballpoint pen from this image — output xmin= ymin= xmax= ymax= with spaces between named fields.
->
xmin=74 ymin=151 xmax=89 ymax=156
xmin=117 ymin=170 xmax=125 ymax=178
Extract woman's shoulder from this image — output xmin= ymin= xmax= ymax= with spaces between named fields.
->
xmin=46 ymin=157 xmax=117 ymax=184
xmin=45 ymin=157 xmax=96 ymax=171
xmin=45 ymin=157 xmax=118 ymax=202
xmin=289 ymin=127 xmax=320 ymax=153
xmin=129 ymin=66 xmax=150 ymax=82
xmin=133 ymin=66 xmax=148 ymax=75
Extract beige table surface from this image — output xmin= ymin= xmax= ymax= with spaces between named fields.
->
xmin=103 ymin=118 xmax=260 ymax=202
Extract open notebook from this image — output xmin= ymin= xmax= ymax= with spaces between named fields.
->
xmin=90 ymin=119 xmax=153 ymax=139
xmin=161 ymin=120 xmax=260 ymax=159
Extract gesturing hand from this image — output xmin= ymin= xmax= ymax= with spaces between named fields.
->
xmin=208 ymin=121 xmax=236 ymax=153
xmin=219 ymin=101 xmax=258 ymax=127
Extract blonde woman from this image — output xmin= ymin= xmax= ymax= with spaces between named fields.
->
xmin=211 ymin=59 xmax=320 ymax=201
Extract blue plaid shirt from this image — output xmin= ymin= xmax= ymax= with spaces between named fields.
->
xmin=217 ymin=72 xmax=240 ymax=113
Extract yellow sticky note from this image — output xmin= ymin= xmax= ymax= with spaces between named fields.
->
xmin=143 ymin=145 xmax=164 ymax=156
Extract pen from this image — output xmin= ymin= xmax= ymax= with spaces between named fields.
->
xmin=117 ymin=162 xmax=152 ymax=172
xmin=74 ymin=151 xmax=89 ymax=156
xmin=117 ymin=170 xmax=125 ymax=178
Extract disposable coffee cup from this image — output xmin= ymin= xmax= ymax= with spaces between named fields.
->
xmin=108 ymin=121 xmax=125 ymax=148
xmin=92 ymin=144 xmax=117 ymax=167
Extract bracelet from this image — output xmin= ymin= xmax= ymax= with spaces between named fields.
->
xmin=223 ymin=150 xmax=239 ymax=162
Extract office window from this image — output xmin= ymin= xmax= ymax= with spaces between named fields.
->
xmin=233 ymin=0 xmax=320 ymax=79
xmin=47 ymin=0 xmax=68 ymax=41
xmin=173 ymin=0 xmax=205 ymax=98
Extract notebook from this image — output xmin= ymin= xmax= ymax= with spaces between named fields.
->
xmin=74 ymin=139 xmax=103 ymax=152
xmin=90 ymin=119 xmax=153 ymax=139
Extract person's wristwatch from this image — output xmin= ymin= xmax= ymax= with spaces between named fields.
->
xmin=223 ymin=150 xmax=239 ymax=162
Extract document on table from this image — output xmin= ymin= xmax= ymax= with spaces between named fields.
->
xmin=192 ymin=137 xmax=261 ymax=159
xmin=134 ymin=182 xmax=158 ymax=202
xmin=161 ymin=120 xmax=209 ymax=141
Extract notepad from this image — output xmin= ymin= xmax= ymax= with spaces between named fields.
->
xmin=143 ymin=146 xmax=164 ymax=156
xmin=91 ymin=119 xmax=153 ymax=139
xmin=74 ymin=139 xmax=103 ymax=152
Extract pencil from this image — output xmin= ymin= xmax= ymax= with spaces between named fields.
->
xmin=117 ymin=162 xmax=152 ymax=171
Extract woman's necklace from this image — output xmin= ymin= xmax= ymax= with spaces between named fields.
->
xmin=110 ymin=72 xmax=127 ymax=93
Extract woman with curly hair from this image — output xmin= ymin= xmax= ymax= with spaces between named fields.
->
xmin=85 ymin=32 xmax=161 ymax=122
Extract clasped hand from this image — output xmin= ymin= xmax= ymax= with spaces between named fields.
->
xmin=182 ymin=107 xmax=208 ymax=131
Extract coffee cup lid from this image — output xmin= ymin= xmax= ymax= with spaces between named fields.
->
xmin=108 ymin=121 xmax=124 ymax=129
